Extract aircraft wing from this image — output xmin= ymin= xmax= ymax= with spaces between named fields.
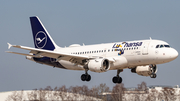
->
xmin=6 ymin=43 xmax=108 ymax=63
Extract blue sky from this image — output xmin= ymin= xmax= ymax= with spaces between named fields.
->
xmin=0 ymin=1 xmax=180 ymax=92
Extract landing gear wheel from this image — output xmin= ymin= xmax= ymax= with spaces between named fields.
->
xmin=112 ymin=69 xmax=123 ymax=84
xmin=118 ymin=77 xmax=122 ymax=83
xmin=150 ymin=73 xmax=157 ymax=78
xmin=86 ymin=75 xmax=91 ymax=81
xmin=112 ymin=76 xmax=118 ymax=83
xmin=81 ymin=74 xmax=86 ymax=81
xmin=112 ymin=76 xmax=122 ymax=84
xmin=81 ymin=73 xmax=91 ymax=82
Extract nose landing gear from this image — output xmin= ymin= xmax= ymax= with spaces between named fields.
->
xmin=150 ymin=65 xmax=157 ymax=78
xmin=150 ymin=73 xmax=157 ymax=78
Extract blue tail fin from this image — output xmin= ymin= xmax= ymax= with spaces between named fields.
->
xmin=30 ymin=16 xmax=58 ymax=50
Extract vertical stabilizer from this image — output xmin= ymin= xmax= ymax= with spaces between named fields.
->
xmin=30 ymin=16 xmax=58 ymax=50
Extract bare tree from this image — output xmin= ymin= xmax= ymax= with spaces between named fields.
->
xmin=137 ymin=82 xmax=148 ymax=100
xmin=161 ymin=87 xmax=176 ymax=101
xmin=111 ymin=83 xmax=126 ymax=101
xmin=77 ymin=85 xmax=90 ymax=100
xmin=89 ymin=86 xmax=99 ymax=98
xmin=69 ymin=86 xmax=83 ymax=100
xmin=96 ymin=83 xmax=110 ymax=101
xmin=6 ymin=90 xmax=24 ymax=101
xmin=145 ymin=89 xmax=158 ymax=101
xmin=98 ymin=83 xmax=110 ymax=94
xmin=138 ymin=81 xmax=148 ymax=93
xmin=26 ymin=88 xmax=48 ymax=101
xmin=27 ymin=89 xmax=38 ymax=100
xmin=157 ymin=90 xmax=164 ymax=101
xmin=57 ymin=85 xmax=69 ymax=101
xmin=52 ymin=86 xmax=61 ymax=100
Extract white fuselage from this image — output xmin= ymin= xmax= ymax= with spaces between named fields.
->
xmin=51 ymin=39 xmax=178 ymax=71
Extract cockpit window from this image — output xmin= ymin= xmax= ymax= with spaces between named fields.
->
xmin=156 ymin=45 xmax=159 ymax=48
xmin=160 ymin=45 xmax=164 ymax=48
xmin=156 ymin=44 xmax=171 ymax=48
xmin=164 ymin=45 xmax=170 ymax=48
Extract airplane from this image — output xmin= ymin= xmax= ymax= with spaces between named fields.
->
xmin=6 ymin=16 xmax=178 ymax=84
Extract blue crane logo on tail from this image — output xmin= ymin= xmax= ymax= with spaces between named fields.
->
xmin=35 ymin=31 xmax=47 ymax=49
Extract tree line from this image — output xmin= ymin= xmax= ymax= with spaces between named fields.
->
xmin=6 ymin=82 xmax=179 ymax=101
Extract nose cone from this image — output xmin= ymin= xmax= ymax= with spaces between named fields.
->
xmin=171 ymin=48 xmax=178 ymax=60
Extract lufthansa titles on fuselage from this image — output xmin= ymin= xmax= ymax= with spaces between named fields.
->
xmin=112 ymin=42 xmax=143 ymax=56
xmin=112 ymin=42 xmax=143 ymax=48
xmin=124 ymin=42 xmax=143 ymax=47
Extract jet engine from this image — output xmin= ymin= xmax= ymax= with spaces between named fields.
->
xmin=88 ymin=58 xmax=110 ymax=73
xmin=131 ymin=65 xmax=157 ymax=76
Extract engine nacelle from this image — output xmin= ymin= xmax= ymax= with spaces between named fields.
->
xmin=131 ymin=65 xmax=157 ymax=76
xmin=88 ymin=58 xmax=110 ymax=73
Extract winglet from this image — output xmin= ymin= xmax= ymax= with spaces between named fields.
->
xmin=7 ymin=43 xmax=12 ymax=49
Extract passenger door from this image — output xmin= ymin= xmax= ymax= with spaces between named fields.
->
xmin=142 ymin=41 xmax=150 ymax=55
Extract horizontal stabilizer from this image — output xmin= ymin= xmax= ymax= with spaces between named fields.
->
xmin=7 ymin=43 xmax=12 ymax=49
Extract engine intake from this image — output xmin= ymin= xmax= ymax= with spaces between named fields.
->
xmin=131 ymin=65 xmax=157 ymax=76
xmin=88 ymin=58 xmax=110 ymax=73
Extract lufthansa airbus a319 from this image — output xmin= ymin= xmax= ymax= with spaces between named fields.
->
xmin=6 ymin=16 xmax=178 ymax=84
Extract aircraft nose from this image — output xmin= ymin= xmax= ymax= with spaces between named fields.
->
xmin=171 ymin=49 xmax=178 ymax=60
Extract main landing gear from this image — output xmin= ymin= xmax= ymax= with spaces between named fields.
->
xmin=81 ymin=69 xmax=91 ymax=82
xmin=80 ymin=69 xmax=124 ymax=83
xmin=112 ymin=69 xmax=123 ymax=84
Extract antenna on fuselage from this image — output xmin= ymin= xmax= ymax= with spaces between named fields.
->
xmin=149 ymin=37 xmax=152 ymax=40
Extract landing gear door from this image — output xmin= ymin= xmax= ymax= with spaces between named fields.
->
xmin=142 ymin=41 xmax=150 ymax=55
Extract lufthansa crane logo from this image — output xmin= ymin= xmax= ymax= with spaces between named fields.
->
xmin=35 ymin=31 xmax=47 ymax=48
